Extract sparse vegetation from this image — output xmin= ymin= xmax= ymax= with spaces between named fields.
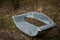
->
xmin=0 ymin=0 xmax=60 ymax=40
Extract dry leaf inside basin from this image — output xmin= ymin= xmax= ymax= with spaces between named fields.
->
xmin=25 ymin=17 xmax=45 ymax=27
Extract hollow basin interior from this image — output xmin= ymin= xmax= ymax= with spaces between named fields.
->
xmin=13 ymin=12 xmax=51 ymax=36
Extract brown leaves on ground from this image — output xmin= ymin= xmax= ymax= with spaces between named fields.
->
xmin=0 ymin=0 xmax=60 ymax=40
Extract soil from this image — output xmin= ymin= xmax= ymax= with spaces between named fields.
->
xmin=0 ymin=0 xmax=60 ymax=40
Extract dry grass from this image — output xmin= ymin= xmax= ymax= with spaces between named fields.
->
xmin=0 ymin=0 xmax=60 ymax=40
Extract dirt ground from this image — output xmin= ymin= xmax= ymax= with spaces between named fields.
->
xmin=0 ymin=0 xmax=60 ymax=40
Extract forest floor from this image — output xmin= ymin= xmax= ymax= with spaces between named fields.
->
xmin=0 ymin=0 xmax=60 ymax=40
